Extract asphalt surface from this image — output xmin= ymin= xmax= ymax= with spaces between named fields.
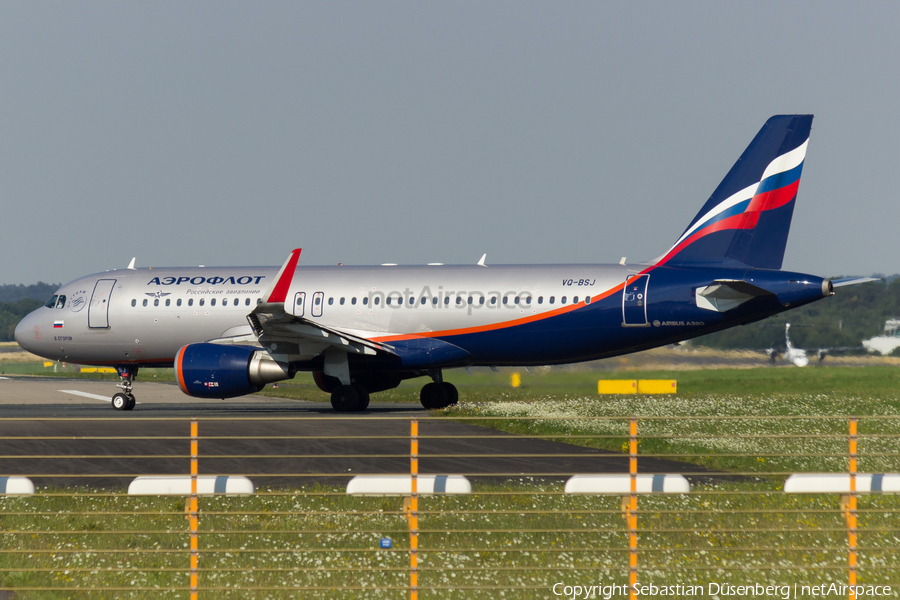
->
xmin=0 ymin=377 xmax=720 ymax=489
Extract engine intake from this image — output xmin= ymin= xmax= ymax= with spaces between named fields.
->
xmin=175 ymin=343 xmax=294 ymax=399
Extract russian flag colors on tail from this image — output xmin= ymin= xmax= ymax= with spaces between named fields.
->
xmin=658 ymin=115 xmax=813 ymax=270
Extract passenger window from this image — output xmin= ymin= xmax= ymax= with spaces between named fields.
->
xmin=386 ymin=297 xmax=392 ymax=306
xmin=503 ymin=297 xmax=508 ymax=305
xmin=550 ymin=296 xmax=555 ymax=304
xmin=479 ymin=297 xmax=485 ymax=305
xmin=188 ymin=299 xmax=193 ymax=307
xmin=538 ymin=297 xmax=543 ymax=304
xmin=211 ymin=298 xmax=216 ymax=307
xmin=467 ymin=297 xmax=473 ymax=305
xmin=257 ymin=298 xmax=262 ymax=304
xmin=340 ymin=298 xmax=345 ymax=305
xmin=514 ymin=297 xmax=520 ymax=305
xmin=200 ymin=299 xmax=205 ymax=306
xmin=44 ymin=296 xmax=58 ymax=308
xmin=177 ymin=299 xmax=182 ymax=307
xmin=56 ymin=296 xmax=66 ymax=309
xmin=143 ymin=299 xmax=148 ymax=307
xmin=315 ymin=297 xmax=321 ymax=306
xmin=364 ymin=297 xmax=369 ymax=305
xmin=223 ymin=298 xmax=228 ymax=306
xmin=491 ymin=296 xmax=497 ymax=305
xmin=165 ymin=299 xmax=171 ymax=307
xmin=245 ymin=298 xmax=250 ymax=306
xmin=433 ymin=297 xmax=438 ymax=305
xmin=351 ymin=297 xmax=357 ymax=305
xmin=573 ymin=296 xmax=579 ymax=304
xmin=131 ymin=299 xmax=136 ymax=307
xmin=328 ymin=298 xmax=334 ymax=306
xmin=409 ymin=297 xmax=414 ymax=305
xmin=421 ymin=297 xmax=426 ymax=305
xmin=526 ymin=296 xmax=532 ymax=305
xmin=456 ymin=297 xmax=462 ymax=305
xmin=561 ymin=296 xmax=567 ymax=304
xmin=444 ymin=297 xmax=450 ymax=305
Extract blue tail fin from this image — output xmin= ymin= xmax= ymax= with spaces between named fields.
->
xmin=657 ymin=115 xmax=813 ymax=270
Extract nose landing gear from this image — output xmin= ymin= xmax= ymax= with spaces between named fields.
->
xmin=113 ymin=366 xmax=138 ymax=411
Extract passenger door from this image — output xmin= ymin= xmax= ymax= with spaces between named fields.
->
xmin=88 ymin=279 xmax=117 ymax=329
xmin=622 ymin=275 xmax=649 ymax=326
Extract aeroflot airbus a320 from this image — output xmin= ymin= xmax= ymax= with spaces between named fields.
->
xmin=15 ymin=115 xmax=864 ymax=412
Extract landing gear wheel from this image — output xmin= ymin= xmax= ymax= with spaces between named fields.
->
xmin=112 ymin=393 xmax=130 ymax=411
xmin=125 ymin=395 xmax=136 ymax=411
xmin=352 ymin=384 xmax=370 ymax=412
xmin=441 ymin=382 xmax=459 ymax=406
xmin=331 ymin=385 xmax=361 ymax=412
xmin=420 ymin=382 xmax=449 ymax=410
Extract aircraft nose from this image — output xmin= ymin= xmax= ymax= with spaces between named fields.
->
xmin=14 ymin=313 xmax=34 ymax=351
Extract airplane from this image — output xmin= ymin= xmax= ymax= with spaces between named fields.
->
xmin=768 ymin=323 xmax=812 ymax=367
xmin=15 ymin=114 xmax=868 ymax=412
xmin=766 ymin=320 xmax=874 ymax=366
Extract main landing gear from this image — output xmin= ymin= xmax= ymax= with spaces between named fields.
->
xmin=330 ymin=383 xmax=370 ymax=413
xmin=112 ymin=366 xmax=138 ymax=411
xmin=420 ymin=371 xmax=458 ymax=410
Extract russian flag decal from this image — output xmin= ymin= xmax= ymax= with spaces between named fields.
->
xmin=53 ymin=321 xmax=64 ymax=329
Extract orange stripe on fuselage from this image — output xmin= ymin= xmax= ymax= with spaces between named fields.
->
xmin=371 ymin=281 xmax=626 ymax=343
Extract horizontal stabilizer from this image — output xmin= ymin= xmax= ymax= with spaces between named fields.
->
xmin=695 ymin=280 xmax=774 ymax=313
xmin=831 ymin=276 xmax=880 ymax=288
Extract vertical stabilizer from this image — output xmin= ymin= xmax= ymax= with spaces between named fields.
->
xmin=656 ymin=115 xmax=813 ymax=269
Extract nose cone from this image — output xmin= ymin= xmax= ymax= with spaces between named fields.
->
xmin=14 ymin=312 xmax=35 ymax=352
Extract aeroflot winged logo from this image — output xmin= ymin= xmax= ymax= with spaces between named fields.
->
xmin=147 ymin=275 xmax=267 ymax=286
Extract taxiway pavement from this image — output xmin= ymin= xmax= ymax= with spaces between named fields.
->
xmin=0 ymin=377 xmax=720 ymax=489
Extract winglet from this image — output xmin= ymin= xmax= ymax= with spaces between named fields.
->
xmin=264 ymin=248 xmax=302 ymax=304
xmin=127 ymin=257 xmax=136 ymax=270
xmin=477 ymin=254 xmax=487 ymax=267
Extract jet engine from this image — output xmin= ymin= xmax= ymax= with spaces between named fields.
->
xmin=174 ymin=343 xmax=294 ymax=399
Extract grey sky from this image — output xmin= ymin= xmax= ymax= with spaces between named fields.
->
xmin=1 ymin=2 xmax=896 ymax=285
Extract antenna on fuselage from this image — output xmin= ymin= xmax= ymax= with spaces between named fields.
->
xmin=127 ymin=257 xmax=137 ymax=270
xmin=477 ymin=254 xmax=488 ymax=267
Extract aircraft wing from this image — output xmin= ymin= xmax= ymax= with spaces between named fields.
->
xmin=242 ymin=249 xmax=395 ymax=363
xmin=248 ymin=307 xmax=390 ymax=361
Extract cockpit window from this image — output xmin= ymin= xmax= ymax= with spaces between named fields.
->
xmin=44 ymin=295 xmax=59 ymax=308
xmin=56 ymin=295 xmax=66 ymax=309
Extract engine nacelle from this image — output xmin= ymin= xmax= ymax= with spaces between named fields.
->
xmin=175 ymin=343 xmax=293 ymax=399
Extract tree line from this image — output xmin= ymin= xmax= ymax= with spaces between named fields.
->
xmin=694 ymin=278 xmax=900 ymax=351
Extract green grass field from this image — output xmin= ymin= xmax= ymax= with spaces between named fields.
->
xmin=1 ymin=481 xmax=898 ymax=598
xmin=2 ymin=365 xmax=900 ymax=597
